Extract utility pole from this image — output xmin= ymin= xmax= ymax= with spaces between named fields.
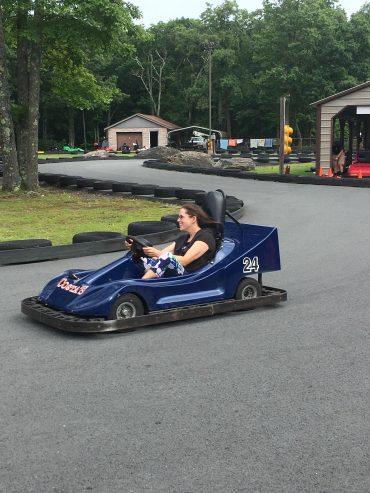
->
xmin=279 ymin=96 xmax=286 ymax=175
xmin=209 ymin=47 xmax=212 ymax=147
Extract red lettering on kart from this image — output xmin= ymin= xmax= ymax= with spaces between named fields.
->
xmin=57 ymin=277 xmax=89 ymax=296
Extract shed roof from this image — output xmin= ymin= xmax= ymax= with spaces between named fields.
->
xmin=105 ymin=113 xmax=179 ymax=131
xmin=311 ymin=81 xmax=370 ymax=107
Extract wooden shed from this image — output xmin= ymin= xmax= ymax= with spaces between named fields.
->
xmin=105 ymin=113 xmax=179 ymax=151
xmin=311 ymin=81 xmax=370 ymax=173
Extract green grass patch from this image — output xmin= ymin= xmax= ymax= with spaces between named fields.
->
xmin=0 ymin=188 xmax=178 ymax=245
xmin=38 ymin=152 xmax=137 ymax=159
xmin=255 ymin=162 xmax=314 ymax=175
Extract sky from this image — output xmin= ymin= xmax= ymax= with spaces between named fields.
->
xmin=132 ymin=0 xmax=367 ymax=27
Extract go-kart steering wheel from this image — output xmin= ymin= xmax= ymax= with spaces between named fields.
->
xmin=125 ymin=235 xmax=153 ymax=260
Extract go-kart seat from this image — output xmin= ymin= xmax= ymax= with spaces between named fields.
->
xmin=201 ymin=189 xmax=226 ymax=249
xmin=357 ymin=150 xmax=370 ymax=163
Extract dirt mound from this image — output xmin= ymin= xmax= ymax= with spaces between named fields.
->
xmin=167 ymin=151 xmax=214 ymax=168
xmin=215 ymin=157 xmax=256 ymax=170
xmin=83 ymin=150 xmax=110 ymax=158
xmin=137 ymin=146 xmax=180 ymax=160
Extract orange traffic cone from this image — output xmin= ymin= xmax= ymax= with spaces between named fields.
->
xmin=358 ymin=169 xmax=363 ymax=179
xmin=317 ymin=166 xmax=323 ymax=177
xmin=327 ymin=167 xmax=333 ymax=177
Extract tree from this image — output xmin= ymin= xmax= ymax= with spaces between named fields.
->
xmin=0 ymin=11 xmax=20 ymax=191
xmin=244 ymin=0 xmax=356 ymax=142
xmin=0 ymin=0 xmax=140 ymax=192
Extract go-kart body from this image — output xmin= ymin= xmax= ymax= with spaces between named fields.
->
xmin=21 ymin=221 xmax=286 ymax=334
xmin=346 ymin=150 xmax=370 ymax=177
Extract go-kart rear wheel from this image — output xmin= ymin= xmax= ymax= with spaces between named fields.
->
xmin=235 ymin=277 xmax=262 ymax=300
xmin=109 ymin=294 xmax=145 ymax=320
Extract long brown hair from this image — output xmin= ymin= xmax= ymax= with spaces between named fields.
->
xmin=180 ymin=203 xmax=217 ymax=228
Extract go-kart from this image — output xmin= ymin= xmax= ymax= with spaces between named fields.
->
xmin=63 ymin=145 xmax=84 ymax=154
xmin=21 ymin=190 xmax=287 ymax=334
xmin=345 ymin=150 xmax=370 ymax=177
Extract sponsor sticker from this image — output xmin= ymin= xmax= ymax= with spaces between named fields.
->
xmin=57 ymin=277 xmax=89 ymax=295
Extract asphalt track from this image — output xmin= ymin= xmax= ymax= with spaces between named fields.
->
xmin=2 ymin=159 xmax=370 ymax=492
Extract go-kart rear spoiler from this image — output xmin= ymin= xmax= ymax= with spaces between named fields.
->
xmin=22 ymin=286 xmax=287 ymax=334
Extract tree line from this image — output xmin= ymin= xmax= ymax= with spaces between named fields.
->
xmin=1 ymin=0 xmax=370 ymax=191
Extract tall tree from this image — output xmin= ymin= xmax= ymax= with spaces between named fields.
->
xmin=245 ymin=0 xmax=356 ymax=141
xmin=0 ymin=11 xmax=20 ymax=191
xmin=0 ymin=0 xmax=140 ymax=191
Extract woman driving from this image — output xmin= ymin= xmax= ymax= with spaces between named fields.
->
xmin=125 ymin=203 xmax=217 ymax=279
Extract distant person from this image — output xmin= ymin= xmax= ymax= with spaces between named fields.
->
xmin=332 ymin=142 xmax=345 ymax=176
xmin=120 ymin=143 xmax=130 ymax=153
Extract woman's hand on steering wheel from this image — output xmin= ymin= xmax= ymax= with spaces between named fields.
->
xmin=125 ymin=235 xmax=154 ymax=259
xmin=142 ymin=246 xmax=161 ymax=258
xmin=124 ymin=238 xmax=133 ymax=250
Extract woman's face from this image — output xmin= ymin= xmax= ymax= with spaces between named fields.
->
xmin=177 ymin=208 xmax=196 ymax=231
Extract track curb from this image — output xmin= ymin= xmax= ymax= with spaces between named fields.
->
xmin=142 ymin=161 xmax=370 ymax=187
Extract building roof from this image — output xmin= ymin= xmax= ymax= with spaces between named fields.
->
xmin=311 ymin=81 xmax=370 ymax=107
xmin=105 ymin=113 xmax=180 ymax=131
xmin=167 ymin=125 xmax=227 ymax=139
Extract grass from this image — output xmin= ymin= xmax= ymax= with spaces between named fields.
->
xmin=37 ymin=152 xmax=137 ymax=159
xmin=254 ymin=162 xmax=315 ymax=175
xmin=0 ymin=187 xmax=178 ymax=245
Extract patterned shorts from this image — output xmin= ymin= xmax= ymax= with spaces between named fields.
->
xmin=141 ymin=252 xmax=185 ymax=278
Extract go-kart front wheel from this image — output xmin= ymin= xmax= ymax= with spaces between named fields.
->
xmin=109 ymin=294 xmax=145 ymax=320
xmin=235 ymin=277 xmax=262 ymax=300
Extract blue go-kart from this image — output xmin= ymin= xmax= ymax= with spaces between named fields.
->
xmin=21 ymin=190 xmax=287 ymax=334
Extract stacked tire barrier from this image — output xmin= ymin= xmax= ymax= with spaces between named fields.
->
xmin=142 ymin=160 xmax=370 ymax=188
xmin=0 ymin=172 xmax=245 ymax=266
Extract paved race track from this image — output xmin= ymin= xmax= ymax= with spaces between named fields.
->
xmin=2 ymin=159 xmax=370 ymax=492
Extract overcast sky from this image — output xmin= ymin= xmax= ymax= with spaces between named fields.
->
xmin=132 ymin=0 xmax=367 ymax=27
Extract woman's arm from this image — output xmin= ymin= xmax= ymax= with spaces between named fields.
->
xmin=175 ymin=240 xmax=209 ymax=267
xmin=142 ymin=242 xmax=175 ymax=258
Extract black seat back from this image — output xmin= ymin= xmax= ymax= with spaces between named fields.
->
xmin=202 ymin=189 xmax=226 ymax=248
xmin=358 ymin=150 xmax=370 ymax=163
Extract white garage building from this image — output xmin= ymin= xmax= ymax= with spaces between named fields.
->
xmin=105 ymin=113 xmax=179 ymax=151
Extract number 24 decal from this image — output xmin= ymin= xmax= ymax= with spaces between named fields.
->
xmin=243 ymin=256 xmax=259 ymax=273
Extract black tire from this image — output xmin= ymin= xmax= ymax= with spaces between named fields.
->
xmin=43 ymin=174 xmax=66 ymax=185
xmin=109 ymin=293 xmax=145 ymax=320
xmin=153 ymin=186 xmax=178 ymax=198
xmin=194 ymin=192 xmax=206 ymax=206
xmin=160 ymin=214 xmax=179 ymax=225
xmin=239 ymin=172 xmax=258 ymax=180
xmin=112 ymin=182 xmax=138 ymax=192
xmin=127 ymin=221 xmax=178 ymax=235
xmin=131 ymin=184 xmax=158 ymax=195
xmin=226 ymin=200 xmax=244 ymax=212
xmin=38 ymin=172 xmax=53 ymax=182
xmin=175 ymin=189 xmax=205 ymax=200
xmin=58 ymin=175 xmax=82 ymax=186
xmin=72 ymin=231 xmax=125 ymax=243
xmin=93 ymin=180 xmax=114 ymax=190
xmin=0 ymin=239 xmax=52 ymax=251
xmin=235 ymin=277 xmax=262 ymax=300
xmin=175 ymin=166 xmax=195 ymax=172
xmin=76 ymin=178 xmax=95 ymax=188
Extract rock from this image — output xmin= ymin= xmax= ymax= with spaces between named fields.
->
xmin=137 ymin=146 xmax=180 ymax=160
xmin=167 ymin=151 xmax=214 ymax=168
xmin=83 ymin=150 xmax=109 ymax=158
xmin=214 ymin=157 xmax=255 ymax=171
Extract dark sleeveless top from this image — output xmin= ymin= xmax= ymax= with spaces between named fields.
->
xmin=174 ymin=228 xmax=216 ymax=272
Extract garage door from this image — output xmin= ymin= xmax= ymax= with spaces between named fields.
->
xmin=117 ymin=132 xmax=142 ymax=149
